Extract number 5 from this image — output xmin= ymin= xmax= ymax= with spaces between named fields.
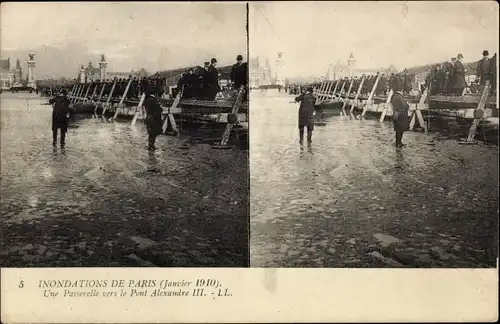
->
xmin=19 ymin=280 xmax=24 ymax=288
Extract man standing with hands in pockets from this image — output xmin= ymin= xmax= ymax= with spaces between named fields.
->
xmin=295 ymin=87 xmax=316 ymax=145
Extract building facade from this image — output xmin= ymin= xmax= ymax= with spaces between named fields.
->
xmin=84 ymin=61 xmax=101 ymax=82
xmin=14 ymin=60 xmax=23 ymax=86
xmin=249 ymin=56 xmax=272 ymax=88
xmin=329 ymin=60 xmax=398 ymax=80
xmin=77 ymin=57 xmax=150 ymax=83
xmin=0 ymin=58 xmax=23 ymax=89
xmin=107 ymin=68 xmax=149 ymax=81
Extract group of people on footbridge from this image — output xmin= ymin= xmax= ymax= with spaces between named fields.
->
xmin=46 ymin=55 xmax=248 ymax=152
xmin=289 ymin=50 xmax=498 ymax=100
xmin=39 ymin=75 xmax=167 ymax=102
xmin=288 ymin=72 xmax=416 ymax=99
xmin=426 ymin=51 xmax=497 ymax=96
xmin=175 ymin=55 xmax=248 ymax=101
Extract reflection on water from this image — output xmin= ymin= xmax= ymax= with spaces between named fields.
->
xmin=250 ymin=89 xmax=498 ymax=268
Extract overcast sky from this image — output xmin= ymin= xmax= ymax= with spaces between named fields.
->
xmin=250 ymin=1 xmax=498 ymax=78
xmin=1 ymin=2 xmax=247 ymax=79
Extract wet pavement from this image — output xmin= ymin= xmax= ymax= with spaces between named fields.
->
xmin=1 ymin=93 xmax=248 ymax=267
xmin=250 ymin=89 xmax=498 ymax=268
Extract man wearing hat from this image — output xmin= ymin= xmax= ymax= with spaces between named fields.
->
xmin=206 ymin=58 xmax=220 ymax=101
xmin=49 ymin=89 xmax=72 ymax=147
xmin=442 ymin=58 xmax=455 ymax=95
xmin=403 ymin=69 xmax=412 ymax=94
xmin=376 ymin=74 xmax=387 ymax=96
xmin=390 ymin=82 xmax=410 ymax=148
xmin=143 ymin=89 xmax=163 ymax=151
xmin=295 ymin=87 xmax=316 ymax=145
xmin=230 ymin=55 xmax=248 ymax=91
xmin=200 ymin=62 xmax=211 ymax=100
xmin=452 ymin=53 xmax=467 ymax=95
xmin=476 ymin=50 xmax=492 ymax=86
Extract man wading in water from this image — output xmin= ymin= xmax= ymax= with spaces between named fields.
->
xmin=391 ymin=81 xmax=410 ymax=148
xmin=49 ymin=89 xmax=71 ymax=148
xmin=295 ymin=86 xmax=315 ymax=145
xmin=144 ymin=89 xmax=163 ymax=151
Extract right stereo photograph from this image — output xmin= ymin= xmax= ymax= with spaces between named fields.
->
xmin=249 ymin=1 xmax=499 ymax=268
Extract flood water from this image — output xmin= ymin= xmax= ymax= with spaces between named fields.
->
xmin=0 ymin=93 xmax=248 ymax=267
xmin=250 ymin=89 xmax=498 ymax=268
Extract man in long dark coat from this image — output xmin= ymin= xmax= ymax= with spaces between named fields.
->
xmin=425 ymin=67 xmax=437 ymax=95
xmin=206 ymin=58 xmax=221 ymax=100
xmin=352 ymin=77 xmax=359 ymax=95
xmin=140 ymin=77 xmax=150 ymax=96
xmin=389 ymin=73 xmax=397 ymax=92
xmin=476 ymin=50 xmax=492 ymax=86
xmin=230 ymin=55 xmax=248 ymax=101
xmin=489 ymin=53 xmax=496 ymax=95
xmin=391 ymin=83 xmax=410 ymax=148
xmin=49 ymin=89 xmax=72 ymax=147
xmin=128 ymin=78 xmax=138 ymax=99
xmin=435 ymin=64 xmax=446 ymax=95
xmin=230 ymin=55 xmax=248 ymax=90
xmin=452 ymin=53 xmax=467 ymax=95
xmin=442 ymin=58 xmax=455 ymax=95
xmin=363 ymin=75 xmax=373 ymax=96
xmin=193 ymin=67 xmax=204 ymax=99
xmin=377 ymin=74 xmax=387 ymax=96
xmin=177 ymin=73 xmax=187 ymax=99
xmin=103 ymin=79 xmax=111 ymax=97
xmin=295 ymin=87 xmax=316 ymax=145
xmin=200 ymin=62 xmax=211 ymax=100
xmin=156 ymin=76 xmax=166 ymax=98
xmin=144 ymin=89 xmax=163 ymax=151
xmin=403 ymin=69 xmax=412 ymax=94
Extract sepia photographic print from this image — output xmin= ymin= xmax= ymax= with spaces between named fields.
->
xmin=1 ymin=2 xmax=249 ymax=268
xmin=0 ymin=1 xmax=498 ymax=323
xmin=250 ymin=1 xmax=498 ymax=268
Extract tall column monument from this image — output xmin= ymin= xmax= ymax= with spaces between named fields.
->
xmin=99 ymin=54 xmax=107 ymax=81
xmin=275 ymin=52 xmax=285 ymax=87
xmin=27 ymin=53 xmax=36 ymax=89
xmin=79 ymin=65 xmax=86 ymax=83
xmin=348 ymin=52 xmax=356 ymax=78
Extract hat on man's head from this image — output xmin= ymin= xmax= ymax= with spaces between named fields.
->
xmin=457 ymin=53 xmax=464 ymax=59
xmin=306 ymin=86 xmax=314 ymax=92
xmin=483 ymin=50 xmax=489 ymax=56
xmin=61 ymin=89 xmax=68 ymax=95
xmin=451 ymin=57 xmax=457 ymax=61
xmin=204 ymin=62 xmax=210 ymax=66
xmin=211 ymin=58 xmax=217 ymax=64
xmin=236 ymin=55 xmax=243 ymax=61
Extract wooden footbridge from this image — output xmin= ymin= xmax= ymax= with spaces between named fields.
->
xmin=65 ymin=77 xmax=248 ymax=149
xmin=311 ymin=74 xmax=497 ymax=144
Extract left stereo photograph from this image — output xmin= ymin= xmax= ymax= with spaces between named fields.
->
xmin=0 ymin=2 xmax=250 ymax=267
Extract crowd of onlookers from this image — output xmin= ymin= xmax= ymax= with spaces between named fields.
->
xmin=426 ymin=51 xmax=496 ymax=96
xmin=175 ymin=55 xmax=248 ymax=100
xmin=36 ymin=54 xmax=248 ymax=102
xmin=287 ymin=72 xmax=416 ymax=98
xmin=286 ymin=50 xmax=497 ymax=98
xmin=39 ymin=75 xmax=166 ymax=100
